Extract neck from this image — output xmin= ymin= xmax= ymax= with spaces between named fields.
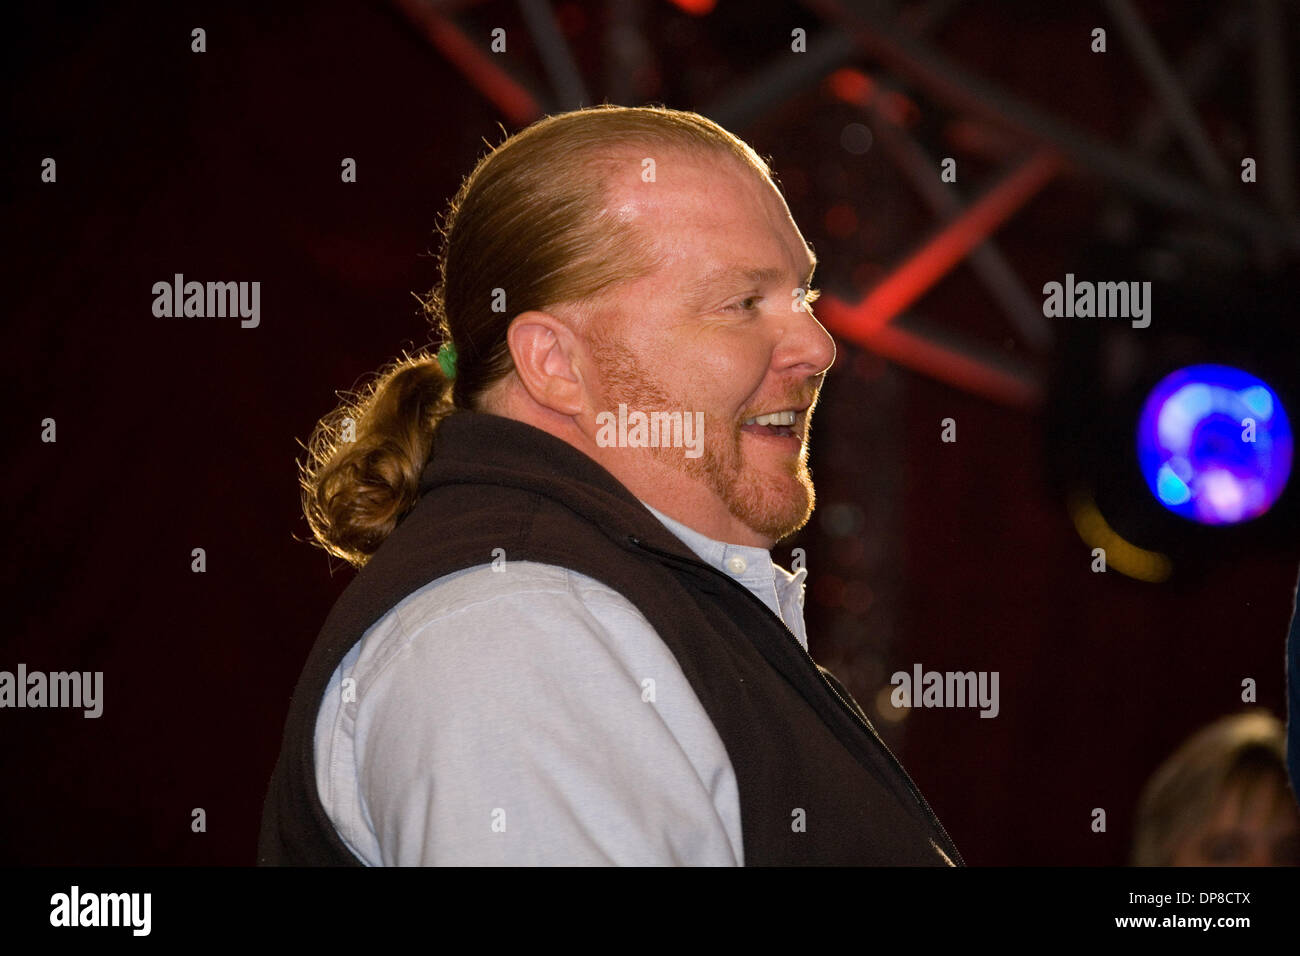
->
xmin=489 ymin=390 xmax=771 ymax=550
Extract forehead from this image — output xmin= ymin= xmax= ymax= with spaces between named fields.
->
xmin=1207 ymin=774 xmax=1296 ymax=827
xmin=602 ymin=150 xmax=815 ymax=278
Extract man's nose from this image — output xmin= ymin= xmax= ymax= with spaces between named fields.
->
xmin=778 ymin=303 xmax=837 ymax=375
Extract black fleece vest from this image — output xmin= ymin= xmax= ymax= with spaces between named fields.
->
xmin=257 ymin=410 xmax=962 ymax=865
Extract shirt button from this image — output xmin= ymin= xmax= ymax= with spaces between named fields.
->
xmin=726 ymin=555 xmax=748 ymax=575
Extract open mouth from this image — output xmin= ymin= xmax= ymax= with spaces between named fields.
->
xmin=740 ymin=408 xmax=802 ymax=440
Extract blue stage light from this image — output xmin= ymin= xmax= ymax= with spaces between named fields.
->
xmin=1136 ymin=365 xmax=1292 ymax=525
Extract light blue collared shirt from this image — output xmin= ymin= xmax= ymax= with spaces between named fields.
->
xmin=640 ymin=503 xmax=809 ymax=651
xmin=314 ymin=498 xmax=809 ymax=865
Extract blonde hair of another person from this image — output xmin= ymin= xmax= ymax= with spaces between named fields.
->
xmin=1132 ymin=710 xmax=1300 ymax=866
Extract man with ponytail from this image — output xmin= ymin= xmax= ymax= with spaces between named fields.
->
xmin=258 ymin=104 xmax=961 ymax=866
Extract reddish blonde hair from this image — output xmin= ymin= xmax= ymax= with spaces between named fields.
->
xmin=300 ymin=104 xmax=773 ymax=567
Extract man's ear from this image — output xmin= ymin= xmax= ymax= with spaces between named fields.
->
xmin=506 ymin=310 xmax=588 ymax=416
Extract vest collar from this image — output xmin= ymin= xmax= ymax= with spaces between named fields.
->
xmin=418 ymin=411 xmax=809 ymax=643
xmin=418 ymin=410 xmax=711 ymax=564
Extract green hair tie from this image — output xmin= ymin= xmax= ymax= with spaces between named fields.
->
xmin=436 ymin=342 xmax=457 ymax=380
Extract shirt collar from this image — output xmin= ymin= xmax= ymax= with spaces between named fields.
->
xmin=639 ymin=502 xmax=809 ymax=652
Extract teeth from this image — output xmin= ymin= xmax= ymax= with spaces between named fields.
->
xmin=742 ymin=410 xmax=798 ymax=427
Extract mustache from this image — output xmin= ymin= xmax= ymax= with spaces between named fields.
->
xmin=736 ymin=386 xmax=823 ymax=422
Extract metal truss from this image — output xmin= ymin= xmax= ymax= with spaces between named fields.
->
xmin=392 ymin=0 xmax=1298 ymax=409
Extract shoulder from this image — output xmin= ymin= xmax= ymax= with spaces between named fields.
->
xmin=346 ymin=561 xmax=659 ymax=690
xmin=401 ymin=560 xmax=647 ymax=620
xmin=322 ymin=560 xmax=742 ymax=865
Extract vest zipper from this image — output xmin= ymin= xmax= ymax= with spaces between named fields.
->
xmin=628 ymin=533 xmax=964 ymax=865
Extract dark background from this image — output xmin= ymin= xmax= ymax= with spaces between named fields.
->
xmin=5 ymin=0 xmax=1298 ymax=865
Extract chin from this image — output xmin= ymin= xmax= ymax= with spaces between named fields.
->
xmin=738 ymin=474 xmax=815 ymax=544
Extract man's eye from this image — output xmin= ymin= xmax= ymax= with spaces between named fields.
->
xmin=724 ymin=296 xmax=762 ymax=312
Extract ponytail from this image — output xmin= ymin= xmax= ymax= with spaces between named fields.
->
xmin=297 ymin=105 xmax=773 ymax=568
xmin=299 ymin=351 xmax=454 ymax=568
